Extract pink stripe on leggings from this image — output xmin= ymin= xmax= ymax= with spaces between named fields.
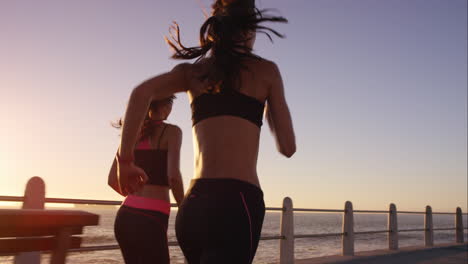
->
xmin=240 ymin=192 xmax=253 ymax=262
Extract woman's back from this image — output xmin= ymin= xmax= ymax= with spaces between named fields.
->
xmin=188 ymin=59 xmax=272 ymax=186
xmin=187 ymin=58 xmax=293 ymax=186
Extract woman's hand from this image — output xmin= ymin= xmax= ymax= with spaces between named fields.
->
xmin=117 ymin=162 xmax=149 ymax=196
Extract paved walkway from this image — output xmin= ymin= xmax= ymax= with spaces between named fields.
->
xmin=293 ymin=243 xmax=467 ymax=264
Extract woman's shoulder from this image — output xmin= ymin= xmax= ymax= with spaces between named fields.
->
xmin=163 ymin=123 xmax=183 ymax=137
xmin=257 ymin=58 xmax=279 ymax=71
xmin=243 ymin=57 xmax=279 ymax=73
xmin=179 ymin=56 xmax=277 ymax=69
xmin=173 ymin=61 xmax=206 ymax=80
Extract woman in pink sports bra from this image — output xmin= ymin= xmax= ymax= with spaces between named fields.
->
xmin=108 ymin=96 xmax=184 ymax=264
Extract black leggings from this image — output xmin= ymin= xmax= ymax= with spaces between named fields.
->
xmin=114 ymin=205 xmax=169 ymax=264
xmin=176 ymin=178 xmax=265 ymax=264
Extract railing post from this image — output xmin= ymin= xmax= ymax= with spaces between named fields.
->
xmin=14 ymin=177 xmax=46 ymax=264
xmin=455 ymin=207 xmax=464 ymax=243
xmin=280 ymin=197 xmax=294 ymax=264
xmin=342 ymin=201 xmax=354 ymax=256
xmin=388 ymin=203 xmax=398 ymax=250
xmin=424 ymin=205 xmax=433 ymax=247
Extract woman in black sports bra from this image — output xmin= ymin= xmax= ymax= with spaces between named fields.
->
xmin=116 ymin=0 xmax=295 ymax=263
xmin=108 ymin=97 xmax=184 ymax=264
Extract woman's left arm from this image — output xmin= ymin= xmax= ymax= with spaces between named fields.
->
xmin=107 ymin=157 xmax=124 ymax=196
xmin=168 ymin=126 xmax=184 ymax=206
xmin=118 ymin=63 xmax=189 ymax=195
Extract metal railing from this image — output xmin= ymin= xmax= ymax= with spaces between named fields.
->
xmin=1 ymin=177 xmax=467 ymax=264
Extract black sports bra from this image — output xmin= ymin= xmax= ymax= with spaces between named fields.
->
xmin=134 ymin=124 xmax=169 ymax=186
xmin=191 ymin=90 xmax=265 ymax=127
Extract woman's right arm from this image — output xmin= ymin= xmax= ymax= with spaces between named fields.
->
xmin=265 ymin=62 xmax=296 ymax=157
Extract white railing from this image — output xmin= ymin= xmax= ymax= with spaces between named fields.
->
xmin=280 ymin=199 xmax=466 ymax=263
xmin=1 ymin=177 xmax=467 ymax=264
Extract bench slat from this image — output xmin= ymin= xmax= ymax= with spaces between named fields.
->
xmin=0 ymin=226 xmax=83 ymax=238
xmin=0 ymin=209 xmax=99 ymax=238
xmin=0 ymin=236 xmax=81 ymax=254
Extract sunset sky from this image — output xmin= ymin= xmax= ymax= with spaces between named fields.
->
xmin=0 ymin=0 xmax=466 ymax=212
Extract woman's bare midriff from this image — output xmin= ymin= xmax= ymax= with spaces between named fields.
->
xmin=133 ymin=183 xmax=171 ymax=201
xmin=192 ymin=116 xmax=262 ymax=187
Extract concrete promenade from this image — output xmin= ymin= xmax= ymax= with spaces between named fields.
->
xmin=290 ymin=243 xmax=467 ymax=264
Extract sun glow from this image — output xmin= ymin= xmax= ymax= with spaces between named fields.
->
xmin=0 ymin=201 xmax=21 ymax=208
xmin=0 ymin=152 xmax=10 ymax=178
xmin=45 ymin=203 xmax=75 ymax=208
xmin=0 ymin=202 xmax=75 ymax=209
xmin=0 ymin=150 xmax=17 ymax=196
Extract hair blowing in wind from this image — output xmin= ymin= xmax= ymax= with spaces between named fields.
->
xmin=165 ymin=0 xmax=288 ymax=92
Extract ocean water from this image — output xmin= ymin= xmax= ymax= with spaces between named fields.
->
xmin=1 ymin=208 xmax=466 ymax=264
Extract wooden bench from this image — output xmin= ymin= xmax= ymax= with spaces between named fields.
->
xmin=0 ymin=209 xmax=99 ymax=264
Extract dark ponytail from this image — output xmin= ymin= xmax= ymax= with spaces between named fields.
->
xmin=166 ymin=0 xmax=287 ymax=92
